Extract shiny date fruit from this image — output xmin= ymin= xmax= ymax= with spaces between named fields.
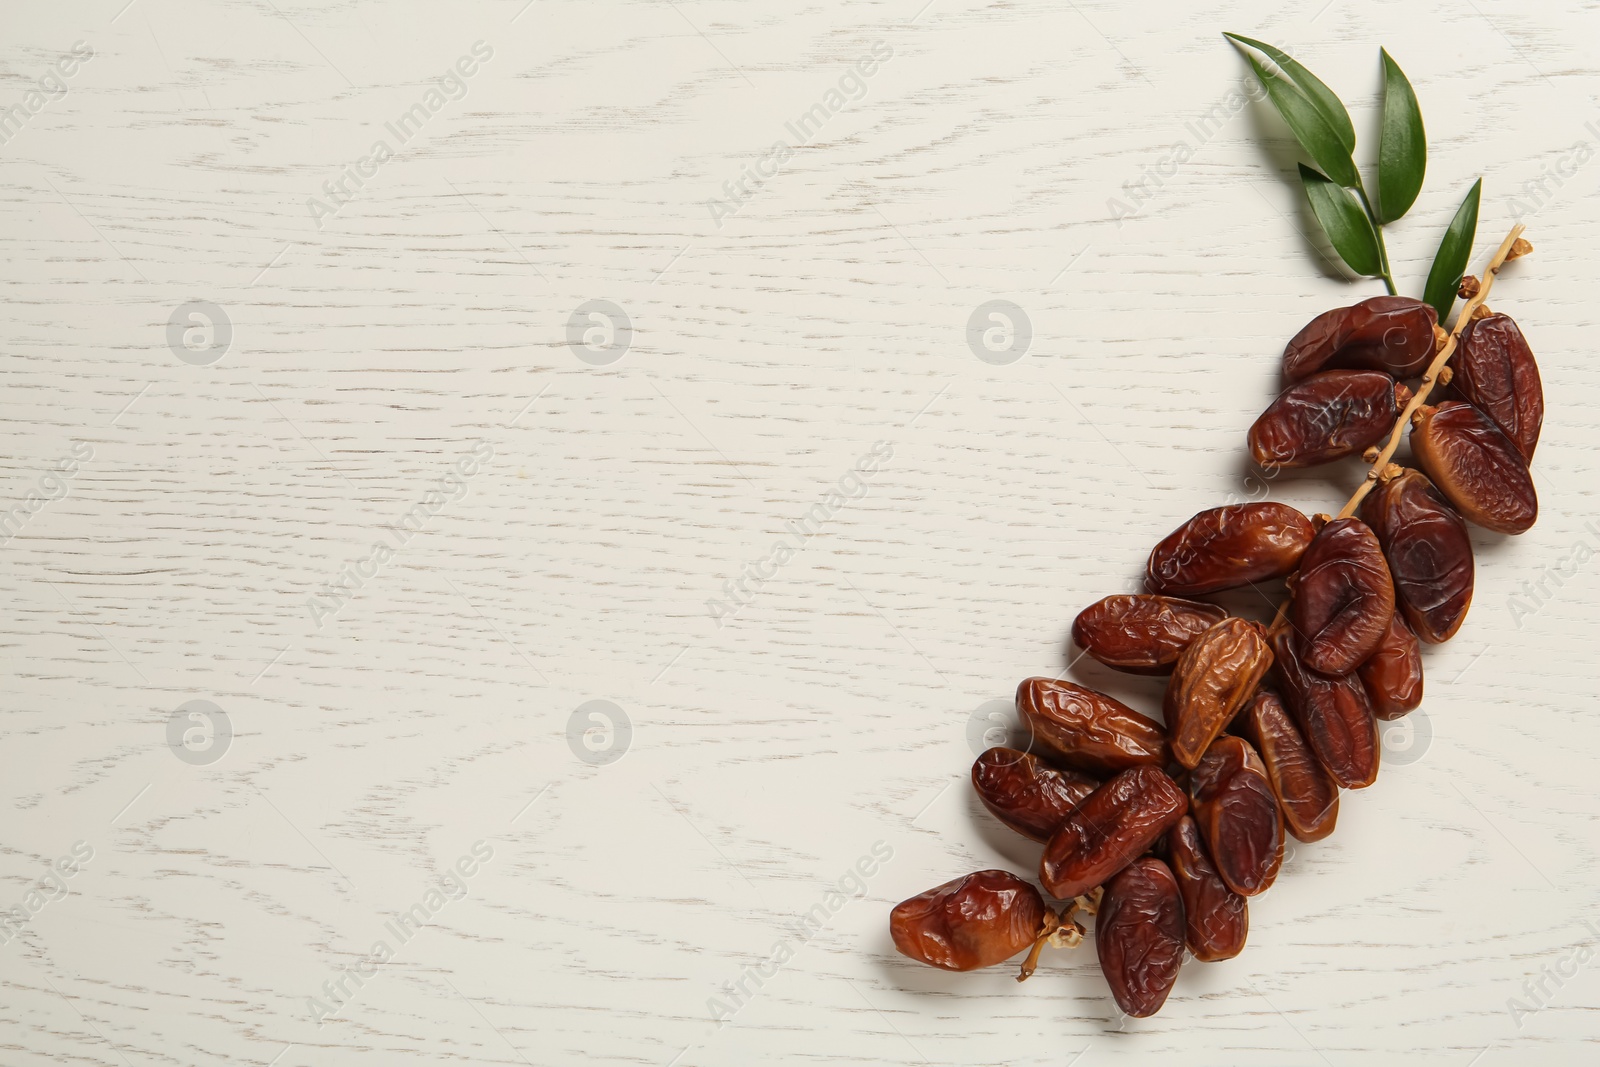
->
xmin=1096 ymin=857 xmax=1186 ymax=1018
xmin=971 ymin=747 xmax=1100 ymax=843
xmin=1164 ymin=617 xmax=1273 ymax=768
xmin=1248 ymin=370 xmax=1411 ymax=469
xmin=1411 ymin=400 xmax=1538 ymax=535
xmin=1146 ymin=502 xmax=1316 ymax=596
xmin=1071 ymin=594 xmax=1227 ymax=675
xmin=1235 ymin=690 xmax=1338 ymax=842
xmin=1272 ymin=628 xmax=1380 ymax=789
xmin=1357 ymin=612 xmax=1423 ymax=719
xmin=1188 ymin=736 xmax=1283 ymax=897
xmin=891 ymin=870 xmax=1047 ymax=971
xmin=1282 ymin=295 xmax=1439 ymax=382
xmin=1291 ymin=517 xmax=1396 ymax=675
xmin=1359 ymin=468 xmax=1475 ymax=643
xmin=1040 ymin=766 xmax=1188 ymax=900
xmin=1452 ymin=312 xmax=1543 ymax=461
xmin=1167 ymin=816 xmax=1247 ymax=961
xmin=1016 ymin=678 xmax=1169 ymax=776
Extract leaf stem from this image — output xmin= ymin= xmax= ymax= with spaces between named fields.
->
xmin=1354 ymin=181 xmax=1398 ymax=295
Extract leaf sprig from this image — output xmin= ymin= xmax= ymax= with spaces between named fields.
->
xmin=1225 ymin=34 xmax=1480 ymax=322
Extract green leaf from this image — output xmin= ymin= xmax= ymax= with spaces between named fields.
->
xmin=1223 ymin=33 xmax=1355 ymax=152
xmin=1423 ymin=178 xmax=1482 ymax=323
xmin=1235 ymin=50 xmax=1359 ymax=188
xmin=1376 ymin=49 xmax=1426 ymax=223
xmin=1299 ymin=164 xmax=1382 ymax=277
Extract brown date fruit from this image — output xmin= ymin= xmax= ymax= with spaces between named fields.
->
xmin=1248 ymin=370 xmax=1411 ymax=469
xmin=1359 ymin=468 xmax=1474 ymax=643
xmin=1146 ymin=502 xmax=1315 ymax=596
xmin=1015 ymin=677 xmax=1169 ymax=777
xmin=1282 ymin=295 xmax=1438 ymax=381
xmin=1236 ymin=690 xmax=1339 ymax=843
xmin=1357 ymin=612 xmax=1423 ymax=720
xmin=1164 ymin=617 xmax=1273 ymax=768
xmin=1096 ymin=857 xmax=1186 ymax=1018
xmin=1452 ymin=312 xmax=1543 ymax=461
xmin=1271 ymin=628 xmax=1380 ymax=789
xmin=1188 ymin=735 xmax=1284 ymax=897
xmin=1167 ymin=816 xmax=1247 ymax=961
xmin=1071 ymin=594 xmax=1227 ymax=675
xmin=971 ymin=747 xmax=1100 ymax=843
xmin=890 ymin=870 xmax=1047 ymax=971
xmin=1411 ymin=401 xmax=1538 ymax=535
xmin=1039 ymin=765 xmax=1188 ymax=900
xmin=1291 ymin=517 xmax=1396 ymax=675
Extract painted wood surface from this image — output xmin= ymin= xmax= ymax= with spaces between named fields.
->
xmin=2 ymin=1 xmax=1598 ymax=1063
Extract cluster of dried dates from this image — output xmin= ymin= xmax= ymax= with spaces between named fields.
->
xmin=891 ymin=271 xmax=1541 ymax=1017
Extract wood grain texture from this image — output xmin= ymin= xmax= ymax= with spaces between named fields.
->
xmin=2 ymin=0 xmax=1598 ymax=1063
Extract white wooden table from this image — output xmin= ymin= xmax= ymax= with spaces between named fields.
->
xmin=2 ymin=1 xmax=1597 ymax=1063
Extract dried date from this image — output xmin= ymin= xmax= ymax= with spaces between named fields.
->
xmin=1167 ymin=815 xmax=1247 ymax=961
xmin=1357 ymin=612 xmax=1423 ymax=719
xmin=1188 ymin=735 xmax=1284 ymax=897
xmin=1282 ymin=295 xmax=1439 ymax=381
xmin=891 ymin=870 xmax=1047 ymax=971
xmin=1147 ymin=502 xmax=1315 ymax=596
xmin=1016 ymin=677 xmax=1169 ymax=776
xmin=1039 ymin=765 xmax=1188 ymax=900
xmin=1248 ymin=370 xmax=1411 ymax=469
xmin=1071 ymin=594 xmax=1227 ymax=675
xmin=971 ymin=747 xmax=1100 ymax=843
xmin=1359 ymin=468 xmax=1475 ymax=642
xmin=1271 ymin=629 xmax=1380 ymax=789
xmin=1291 ymin=517 xmax=1396 ymax=675
xmin=1452 ymin=312 xmax=1543 ymax=461
xmin=1096 ymin=857 xmax=1186 ymax=1018
xmin=1235 ymin=690 xmax=1339 ymax=842
xmin=1164 ymin=617 xmax=1273 ymax=768
xmin=1411 ymin=400 xmax=1538 ymax=535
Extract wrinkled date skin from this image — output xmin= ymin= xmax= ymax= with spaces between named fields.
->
xmin=1188 ymin=736 xmax=1284 ymax=897
xmin=1357 ymin=612 xmax=1424 ymax=719
xmin=1167 ymin=816 xmax=1247 ymax=961
xmin=1016 ymin=677 xmax=1170 ymax=776
xmin=1359 ymin=468 xmax=1475 ymax=643
xmin=971 ymin=747 xmax=1100 ymax=843
xmin=1072 ymin=594 xmax=1227 ymax=675
xmin=1282 ymin=295 xmax=1439 ymax=381
xmin=1291 ymin=517 xmax=1396 ymax=675
xmin=1096 ymin=857 xmax=1186 ymax=1018
xmin=1164 ymin=617 xmax=1273 ymax=768
xmin=1248 ymin=370 xmax=1411 ymax=469
xmin=1040 ymin=766 xmax=1188 ymax=900
xmin=1146 ymin=502 xmax=1316 ymax=596
xmin=1452 ymin=312 xmax=1543 ymax=461
xmin=890 ymin=870 xmax=1047 ymax=971
xmin=1272 ymin=629 xmax=1380 ymax=789
xmin=1411 ymin=401 xmax=1538 ymax=535
xmin=1236 ymin=690 xmax=1339 ymax=843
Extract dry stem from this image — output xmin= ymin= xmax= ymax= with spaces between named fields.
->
xmin=1263 ymin=224 xmax=1528 ymax=640
xmin=1333 ymin=223 xmax=1528 ymax=519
